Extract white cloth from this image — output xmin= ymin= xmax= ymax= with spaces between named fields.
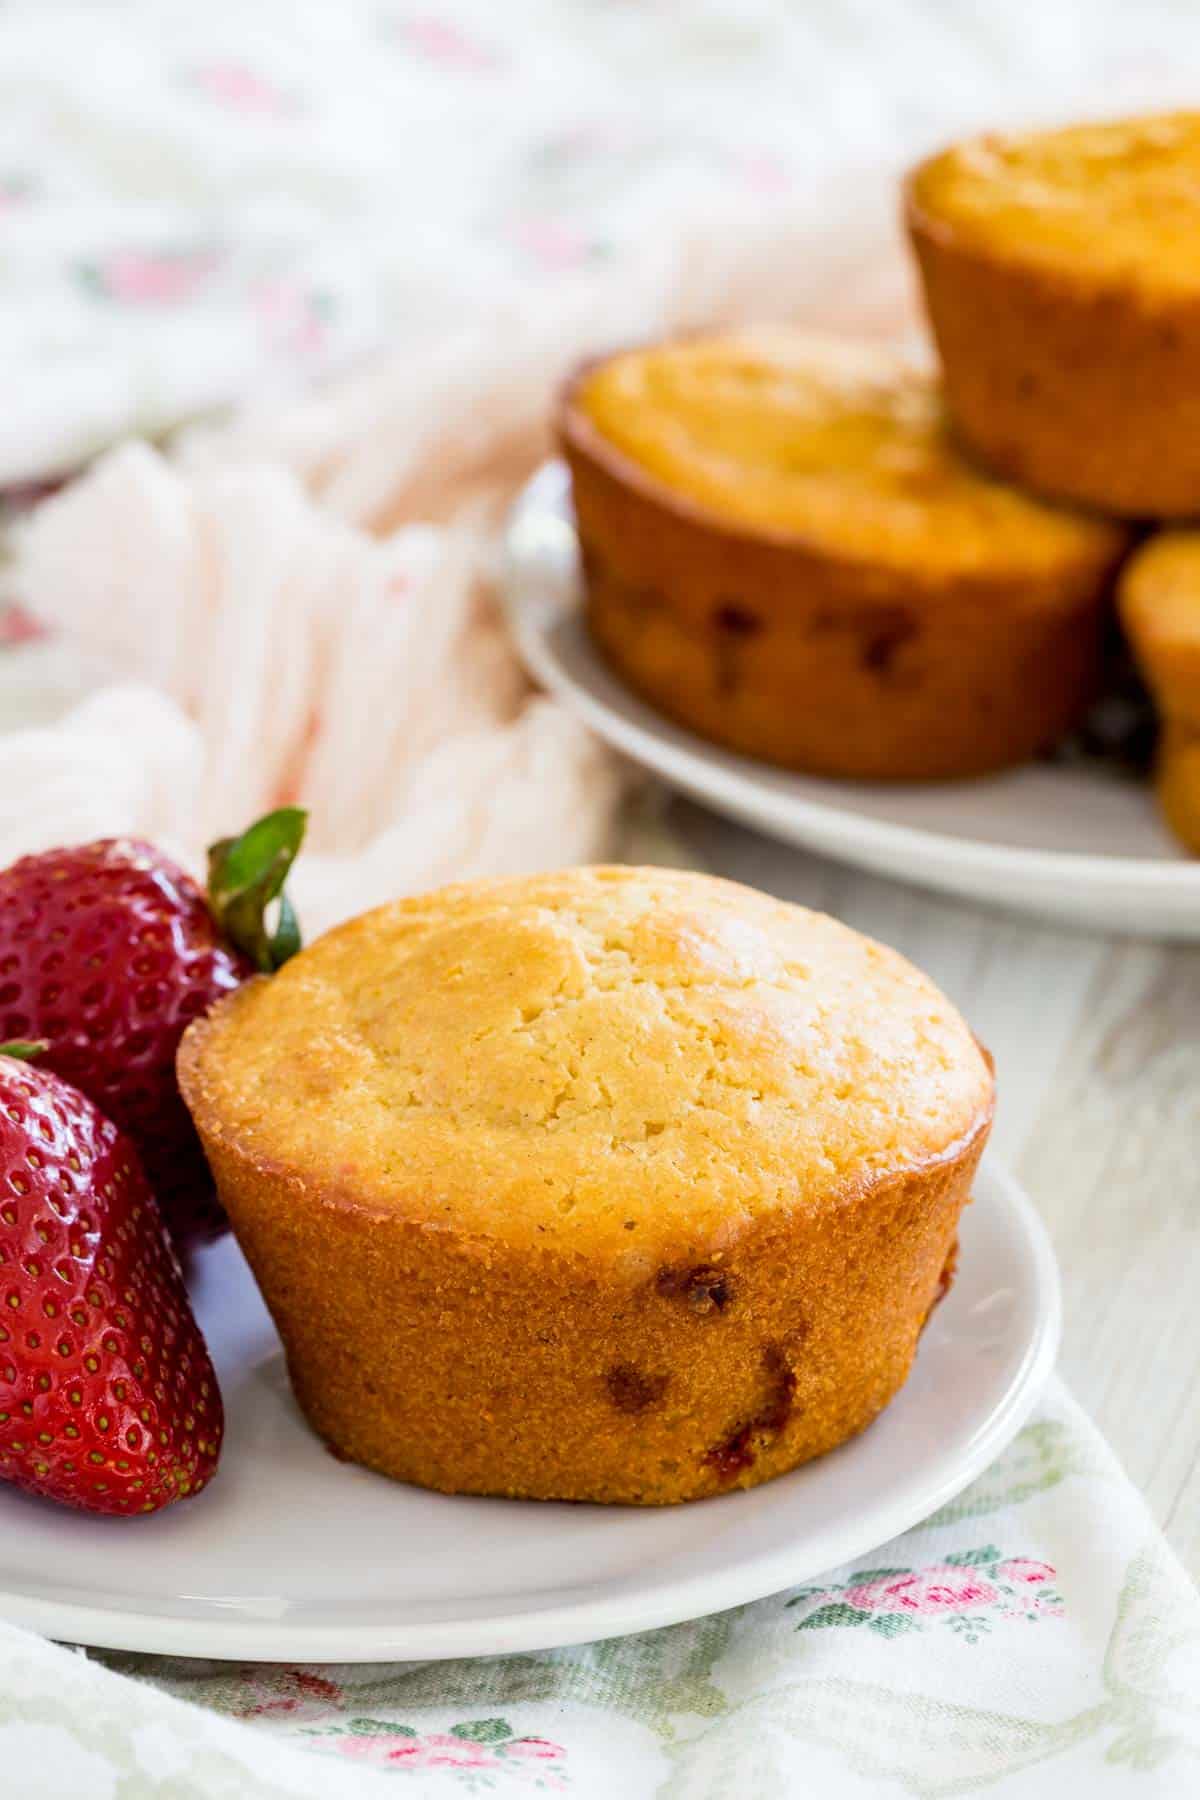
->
xmin=3 ymin=0 xmax=1198 ymax=490
xmin=4 ymin=443 xmax=626 ymax=930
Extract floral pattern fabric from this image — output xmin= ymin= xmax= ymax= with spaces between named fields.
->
xmin=1 ymin=0 xmax=1198 ymax=484
xmin=786 ymin=1545 xmax=1064 ymax=1644
xmin=1 ymin=1380 xmax=1196 ymax=1797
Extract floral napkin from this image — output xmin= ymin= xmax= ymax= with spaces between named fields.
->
xmin=3 ymin=0 xmax=1197 ymax=488
xmin=2 ymin=1379 xmax=1196 ymax=1797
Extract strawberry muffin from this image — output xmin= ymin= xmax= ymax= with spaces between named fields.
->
xmin=178 ymin=867 xmax=994 ymax=1505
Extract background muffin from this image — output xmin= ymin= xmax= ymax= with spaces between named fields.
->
xmin=180 ymin=867 xmax=994 ymax=1505
xmin=908 ymin=112 xmax=1200 ymax=516
xmin=1119 ymin=532 xmax=1200 ymax=852
xmin=562 ymin=332 xmax=1127 ymax=781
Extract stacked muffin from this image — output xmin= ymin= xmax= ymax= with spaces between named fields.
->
xmin=563 ymin=112 xmax=1200 ymax=850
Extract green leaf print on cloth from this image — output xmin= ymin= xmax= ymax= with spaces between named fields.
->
xmin=662 ymin=1534 xmax=1200 ymax=1797
xmin=785 ymin=1543 xmax=1064 ymax=1647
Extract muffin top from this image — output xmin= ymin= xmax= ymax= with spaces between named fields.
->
xmin=1119 ymin=533 xmax=1200 ymax=724
xmin=570 ymin=332 xmax=1123 ymax=578
xmin=181 ymin=867 xmax=992 ymax=1265
xmin=1120 ymin=532 xmax=1200 ymax=650
xmin=910 ymin=111 xmax=1200 ymax=291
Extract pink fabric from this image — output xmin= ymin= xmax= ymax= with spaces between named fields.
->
xmin=2 ymin=443 xmax=626 ymax=937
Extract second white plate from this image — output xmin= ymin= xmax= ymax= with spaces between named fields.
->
xmin=0 ymin=1160 xmax=1057 ymax=1662
xmin=503 ymin=461 xmax=1200 ymax=938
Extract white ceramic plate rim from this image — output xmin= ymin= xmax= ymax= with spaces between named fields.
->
xmin=0 ymin=1160 xmax=1059 ymax=1662
xmin=502 ymin=460 xmax=1200 ymax=901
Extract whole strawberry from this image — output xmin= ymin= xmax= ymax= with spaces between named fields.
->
xmin=0 ymin=1047 xmax=222 ymax=1514
xmin=0 ymin=809 xmax=306 ymax=1247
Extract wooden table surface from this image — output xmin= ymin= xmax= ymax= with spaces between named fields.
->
xmin=673 ymin=799 xmax=1200 ymax=1581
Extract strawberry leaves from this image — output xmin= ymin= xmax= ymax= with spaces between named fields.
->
xmin=207 ymin=807 xmax=308 ymax=974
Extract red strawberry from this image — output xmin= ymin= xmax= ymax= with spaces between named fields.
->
xmin=0 ymin=1047 xmax=222 ymax=1514
xmin=0 ymin=809 xmax=306 ymax=1247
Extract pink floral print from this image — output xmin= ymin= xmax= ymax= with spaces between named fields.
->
xmin=510 ymin=216 xmax=602 ymax=272
xmin=252 ymin=277 xmax=333 ymax=356
xmin=503 ymin=1738 xmax=567 ymax=1762
xmin=733 ymin=149 xmax=792 ymax=194
xmin=788 ymin=1545 xmax=1063 ymax=1644
xmin=338 ymin=1730 xmax=495 ymax=1769
xmin=310 ymin=1715 xmax=569 ymax=1787
xmin=0 ymin=602 xmax=46 ymax=647
xmin=996 ymin=1557 xmax=1057 ymax=1587
xmin=843 ymin=1568 xmax=1000 ymax=1615
xmin=77 ymin=248 xmax=220 ymax=307
xmin=186 ymin=61 xmax=304 ymax=117
xmin=235 ymin=1668 xmax=344 ymax=1722
xmin=400 ymin=17 xmax=501 ymax=72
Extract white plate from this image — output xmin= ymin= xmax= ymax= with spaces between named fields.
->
xmin=0 ymin=1160 xmax=1058 ymax=1662
xmin=503 ymin=461 xmax=1200 ymax=938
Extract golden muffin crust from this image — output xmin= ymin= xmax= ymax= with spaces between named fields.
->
xmin=1156 ymin=724 xmax=1200 ymax=855
xmin=181 ymin=867 xmax=994 ymax=1504
xmin=911 ymin=112 xmax=1200 ymax=290
xmin=908 ymin=113 xmax=1200 ymax=515
xmin=563 ymin=333 xmax=1127 ymax=781
xmin=577 ymin=331 xmax=1115 ymax=579
xmin=1118 ymin=532 xmax=1200 ymax=854
xmin=182 ymin=866 xmax=989 ymax=1260
xmin=1119 ymin=533 xmax=1200 ymax=726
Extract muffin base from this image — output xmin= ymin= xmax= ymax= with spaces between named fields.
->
xmin=907 ymin=188 xmax=1200 ymax=518
xmin=565 ymin=414 xmax=1121 ymax=782
xmin=1157 ymin=724 xmax=1200 ymax=854
xmin=189 ymin=1110 xmax=988 ymax=1506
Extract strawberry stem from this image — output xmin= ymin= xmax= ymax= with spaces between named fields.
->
xmin=0 ymin=1040 xmax=48 ymax=1061
xmin=206 ymin=808 xmax=308 ymax=974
